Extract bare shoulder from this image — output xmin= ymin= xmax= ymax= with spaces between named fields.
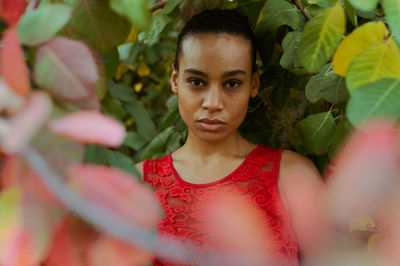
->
xmin=135 ymin=161 xmax=144 ymax=180
xmin=279 ymin=150 xmax=322 ymax=183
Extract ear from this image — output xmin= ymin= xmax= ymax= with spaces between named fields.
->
xmin=250 ymin=69 xmax=260 ymax=98
xmin=171 ymin=64 xmax=179 ymax=94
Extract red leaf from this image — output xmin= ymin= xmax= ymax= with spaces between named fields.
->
xmin=34 ymin=37 xmax=100 ymax=103
xmin=88 ymin=234 xmax=152 ymax=266
xmin=48 ymin=111 xmax=125 ymax=147
xmin=66 ymin=164 xmax=161 ymax=230
xmin=43 ymin=215 xmax=98 ymax=266
xmin=0 ymin=28 xmax=30 ymax=97
xmin=0 ymin=0 xmax=26 ymax=26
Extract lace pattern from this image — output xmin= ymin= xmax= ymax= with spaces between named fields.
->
xmin=144 ymin=145 xmax=299 ymax=265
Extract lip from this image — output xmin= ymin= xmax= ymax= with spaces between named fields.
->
xmin=197 ymin=118 xmax=226 ymax=131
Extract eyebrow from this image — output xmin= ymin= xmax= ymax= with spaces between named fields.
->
xmin=183 ymin=68 xmax=247 ymax=78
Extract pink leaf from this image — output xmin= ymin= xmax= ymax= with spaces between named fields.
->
xmin=48 ymin=111 xmax=125 ymax=148
xmin=88 ymin=234 xmax=152 ymax=266
xmin=0 ymin=28 xmax=30 ymax=97
xmin=327 ymin=119 xmax=400 ymax=225
xmin=1 ymin=92 xmax=52 ymax=153
xmin=0 ymin=0 xmax=26 ymax=26
xmin=66 ymin=164 xmax=161 ymax=230
xmin=34 ymin=37 xmax=100 ymax=103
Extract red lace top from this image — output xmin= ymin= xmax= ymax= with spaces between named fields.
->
xmin=143 ymin=145 xmax=299 ymax=265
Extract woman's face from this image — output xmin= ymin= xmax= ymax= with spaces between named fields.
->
xmin=171 ymin=33 xmax=259 ymax=143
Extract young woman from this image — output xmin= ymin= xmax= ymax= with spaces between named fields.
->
xmin=136 ymin=9 xmax=324 ymax=266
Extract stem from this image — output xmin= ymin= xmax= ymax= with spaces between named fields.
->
xmin=150 ymin=0 xmax=169 ymax=12
xmin=292 ymin=0 xmax=312 ymax=20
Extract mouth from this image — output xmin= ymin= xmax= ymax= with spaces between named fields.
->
xmin=197 ymin=118 xmax=226 ymax=131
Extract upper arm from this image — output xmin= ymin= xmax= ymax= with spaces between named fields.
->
xmin=135 ymin=161 xmax=144 ymax=180
xmin=278 ymin=150 xmax=328 ymax=259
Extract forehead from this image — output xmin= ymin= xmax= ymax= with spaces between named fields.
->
xmin=179 ymin=33 xmax=252 ymax=72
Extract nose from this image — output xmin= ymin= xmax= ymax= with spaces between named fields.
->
xmin=202 ymin=85 xmax=223 ymax=112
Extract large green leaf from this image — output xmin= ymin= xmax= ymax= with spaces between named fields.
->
xmin=346 ymin=37 xmax=400 ymax=92
xmin=259 ymin=0 xmax=301 ymax=33
xmin=382 ymin=0 xmax=400 ymax=45
xmin=123 ymin=131 xmax=146 ymax=151
xmin=107 ymin=150 xmax=140 ymax=177
xmin=347 ymin=79 xmax=400 ymax=125
xmin=305 ymin=64 xmax=349 ymax=104
xmin=109 ymin=0 xmax=151 ymax=32
xmin=295 ymin=112 xmax=336 ymax=154
xmin=280 ymin=31 xmax=302 ymax=69
xmin=65 ymin=0 xmax=131 ymax=52
xmin=34 ymin=37 xmax=101 ymax=103
xmin=348 ymin=0 xmax=379 ymax=12
xmin=124 ymin=100 xmax=156 ymax=142
xmin=298 ymin=2 xmax=346 ymax=73
xmin=140 ymin=127 xmax=174 ymax=160
xmin=138 ymin=12 xmax=171 ymax=45
xmin=107 ymin=80 xmax=136 ymax=102
xmin=18 ymin=4 xmax=72 ymax=46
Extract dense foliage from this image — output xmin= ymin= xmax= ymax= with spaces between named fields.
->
xmin=1 ymin=0 xmax=400 ymax=265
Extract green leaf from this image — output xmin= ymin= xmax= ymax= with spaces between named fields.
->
xmin=65 ymin=0 xmax=131 ymax=52
xmin=102 ymin=48 xmax=119 ymax=79
xmin=109 ymin=0 xmax=151 ymax=32
xmin=382 ymin=0 xmax=400 ymax=45
xmin=346 ymin=38 xmax=400 ymax=92
xmin=166 ymin=132 xmax=182 ymax=153
xmin=107 ymin=80 xmax=136 ymax=102
xmin=18 ymin=4 xmax=72 ymax=46
xmin=84 ymin=144 xmax=108 ymax=165
xmin=124 ymin=100 xmax=156 ymax=142
xmin=260 ymin=0 xmax=301 ymax=33
xmin=348 ymin=0 xmax=379 ymax=12
xmin=280 ymin=31 xmax=302 ymax=69
xmin=123 ymin=131 xmax=146 ymax=151
xmin=138 ymin=12 xmax=171 ymax=45
xmin=140 ymin=127 xmax=174 ymax=160
xmin=344 ymin=0 xmax=358 ymax=27
xmin=162 ymin=0 xmax=181 ymax=15
xmin=107 ymin=150 xmax=140 ymax=178
xmin=305 ymin=64 xmax=349 ymax=104
xmin=298 ymin=2 xmax=346 ymax=73
xmin=295 ymin=112 xmax=336 ymax=154
xmin=347 ymin=79 xmax=400 ymax=126
xmin=236 ymin=0 xmax=265 ymax=24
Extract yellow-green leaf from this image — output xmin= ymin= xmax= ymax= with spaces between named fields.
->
xmin=298 ymin=2 xmax=346 ymax=73
xmin=0 ymin=187 xmax=21 ymax=251
xmin=348 ymin=0 xmax=379 ymax=12
xmin=332 ymin=21 xmax=389 ymax=77
xmin=346 ymin=37 xmax=400 ymax=92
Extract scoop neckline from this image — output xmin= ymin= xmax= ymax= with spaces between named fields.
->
xmin=167 ymin=144 xmax=261 ymax=187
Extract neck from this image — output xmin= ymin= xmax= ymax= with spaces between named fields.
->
xmin=179 ymin=130 xmax=253 ymax=160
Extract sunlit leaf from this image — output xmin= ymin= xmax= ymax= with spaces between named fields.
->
xmin=65 ymin=0 xmax=131 ymax=52
xmin=333 ymin=21 xmax=388 ymax=77
xmin=48 ymin=110 xmax=125 ymax=148
xmin=1 ymin=92 xmax=52 ymax=153
xmin=0 ymin=28 xmax=30 ymax=97
xmin=346 ymin=37 xmax=400 ymax=92
xmin=109 ymin=0 xmax=151 ymax=32
xmin=305 ymin=64 xmax=349 ymax=104
xmin=347 ymin=79 xmax=400 ymax=125
xmin=348 ymin=0 xmax=379 ymax=12
xmin=298 ymin=2 xmax=346 ymax=73
xmin=66 ymin=164 xmax=161 ymax=229
xmin=34 ymin=37 xmax=99 ymax=102
xmin=382 ymin=0 xmax=400 ymax=45
xmin=88 ymin=234 xmax=152 ymax=266
xmin=1 ymin=0 xmax=26 ymax=26
xmin=17 ymin=4 xmax=72 ymax=46
xmin=295 ymin=112 xmax=336 ymax=154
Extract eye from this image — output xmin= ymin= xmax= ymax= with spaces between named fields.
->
xmin=187 ymin=78 xmax=206 ymax=87
xmin=224 ymin=79 xmax=242 ymax=89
